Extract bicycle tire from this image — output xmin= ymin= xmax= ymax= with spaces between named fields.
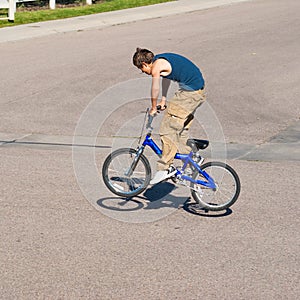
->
xmin=191 ymin=161 xmax=240 ymax=211
xmin=102 ymin=148 xmax=151 ymax=198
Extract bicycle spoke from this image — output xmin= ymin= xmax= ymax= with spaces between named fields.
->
xmin=191 ymin=162 xmax=240 ymax=211
xmin=102 ymin=148 xmax=151 ymax=198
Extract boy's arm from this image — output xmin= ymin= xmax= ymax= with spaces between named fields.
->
xmin=160 ymin=78 xmax=170 ymax=109
xmin=150 ymin=65 xmax=161 ymax=115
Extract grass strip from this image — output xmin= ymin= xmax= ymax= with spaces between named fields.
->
xmin=0 ymin=0 xmax=174 ymax=28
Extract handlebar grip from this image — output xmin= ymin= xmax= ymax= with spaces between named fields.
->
xmin=146 ymin=105 xmax=167 ymax=129
xmin=157 ymin=104 xmax=167 ymax=112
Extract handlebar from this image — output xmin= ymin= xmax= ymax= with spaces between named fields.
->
xmin=156 ymin=104 xmax=167 ymax=111
xmin=146 ymin=105 xmax=167 ymax=131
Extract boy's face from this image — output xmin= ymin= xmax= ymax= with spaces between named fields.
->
xmin=140 ymin=62 xmax=152 ymax=75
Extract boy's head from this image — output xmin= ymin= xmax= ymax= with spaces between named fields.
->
xmin=133 ymin=48 xmax=154 ymax=74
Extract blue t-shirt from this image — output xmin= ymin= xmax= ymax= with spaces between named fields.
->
xmin=153 ymin=53 xmax=204 ymax=91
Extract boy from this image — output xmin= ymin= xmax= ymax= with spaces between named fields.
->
xmin=133 ymin=48 xmax=206 ymax=184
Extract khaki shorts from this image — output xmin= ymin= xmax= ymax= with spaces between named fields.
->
xmin=157 ymin=89 xmax=206 ymax=170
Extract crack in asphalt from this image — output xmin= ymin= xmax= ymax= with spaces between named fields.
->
xmin=0 ymin=139 xmax=111 ymax=149
xmin=0 ymin=121 xmax=299 ymax=161
xmin=1 ymin=136 xmax=299 ymax=163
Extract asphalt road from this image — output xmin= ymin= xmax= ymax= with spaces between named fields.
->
xmin=0 ymin=0 xmax=299 ymax=299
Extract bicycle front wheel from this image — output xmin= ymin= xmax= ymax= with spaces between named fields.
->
xmin=191 ymin=161 xmax=240 ymax=211
xmin=102 ymin=148 xmax=151 ymax=198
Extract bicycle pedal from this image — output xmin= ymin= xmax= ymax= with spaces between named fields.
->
xmin=167 ymin=166 xmax=178 ymax=181
xmin=170 ymin=176 xmax=177 ymax=183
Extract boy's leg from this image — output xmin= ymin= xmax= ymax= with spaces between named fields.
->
xmin=177 ymin=89 xmax=206 ymax=153
xmin=152 ymin=89 xmax=206 ymax=183
xmin=157 ymin=111 xmax=179 ymax=170
xmin=150 ymin=117 xmax=179 ymax=184
xmin=157 ymin=92 xmax=196 ymax=170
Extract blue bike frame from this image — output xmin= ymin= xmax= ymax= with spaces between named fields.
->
xmin=142 ymin=134 xmax=216 ymax=189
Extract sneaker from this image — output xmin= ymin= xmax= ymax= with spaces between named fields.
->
xmin=150 ymin=169 xmax=177 ymax=185
xmin=150 ymin=170 xmax=168 ymax=185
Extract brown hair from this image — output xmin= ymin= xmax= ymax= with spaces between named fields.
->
xmin=132 ymin=48 xmax=154 ymax=68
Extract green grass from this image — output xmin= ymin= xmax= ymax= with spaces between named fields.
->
xmin=0 ymin=0 xmax=174 ymax=28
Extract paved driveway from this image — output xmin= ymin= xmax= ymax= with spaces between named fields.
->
xmin=0 ymin=0 xmax=299 ymax=299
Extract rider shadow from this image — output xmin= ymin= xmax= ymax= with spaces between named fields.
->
xmin=97 ymin=182 xmax=233 ymax=217
xmin=142 ymin=183 xmax=233 ymax=217
xmin=96 ymin=181 xmax=188 ymax=212
xmin=139 ymin=181 xmax=188 ymax=210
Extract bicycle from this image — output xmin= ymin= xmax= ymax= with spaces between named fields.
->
xmin=102 ymin=107 xmax=241 ymax=211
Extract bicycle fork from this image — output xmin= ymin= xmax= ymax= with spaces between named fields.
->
xmin=124 ymin=146 xmax=145 ymax=177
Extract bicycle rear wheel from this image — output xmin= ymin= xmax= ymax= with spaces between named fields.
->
xmin=102 ymin=148 xmax=151 ymax=198
xmin=191 ymin=161 xmax=240 ymax=211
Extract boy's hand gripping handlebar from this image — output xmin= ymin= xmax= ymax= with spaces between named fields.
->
xmin=146 ymin=105 xmax=167 ymax=131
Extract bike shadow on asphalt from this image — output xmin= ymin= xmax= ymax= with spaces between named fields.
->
xmin=97 ymin=181 xmax=232 ymax=217
xmin=183 ymin=203 xmax=232 ymax=218
xmin=145 ymin=182 xmax=233 ymax=217
xmin=97 ymin=182 xmax=183 ymax=212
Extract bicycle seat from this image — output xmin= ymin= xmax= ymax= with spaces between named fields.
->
xmin=187 ymin=139 xmax=209 ymax=151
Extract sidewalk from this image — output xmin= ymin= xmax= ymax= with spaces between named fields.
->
xmin=1 ymin=122 xmax=300 ymax=162
xmin=0 ymin=0 xmax=253 ymax=43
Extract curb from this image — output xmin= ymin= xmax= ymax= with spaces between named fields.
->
xmin=0 ymin=0 xmax=253 ymax=43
